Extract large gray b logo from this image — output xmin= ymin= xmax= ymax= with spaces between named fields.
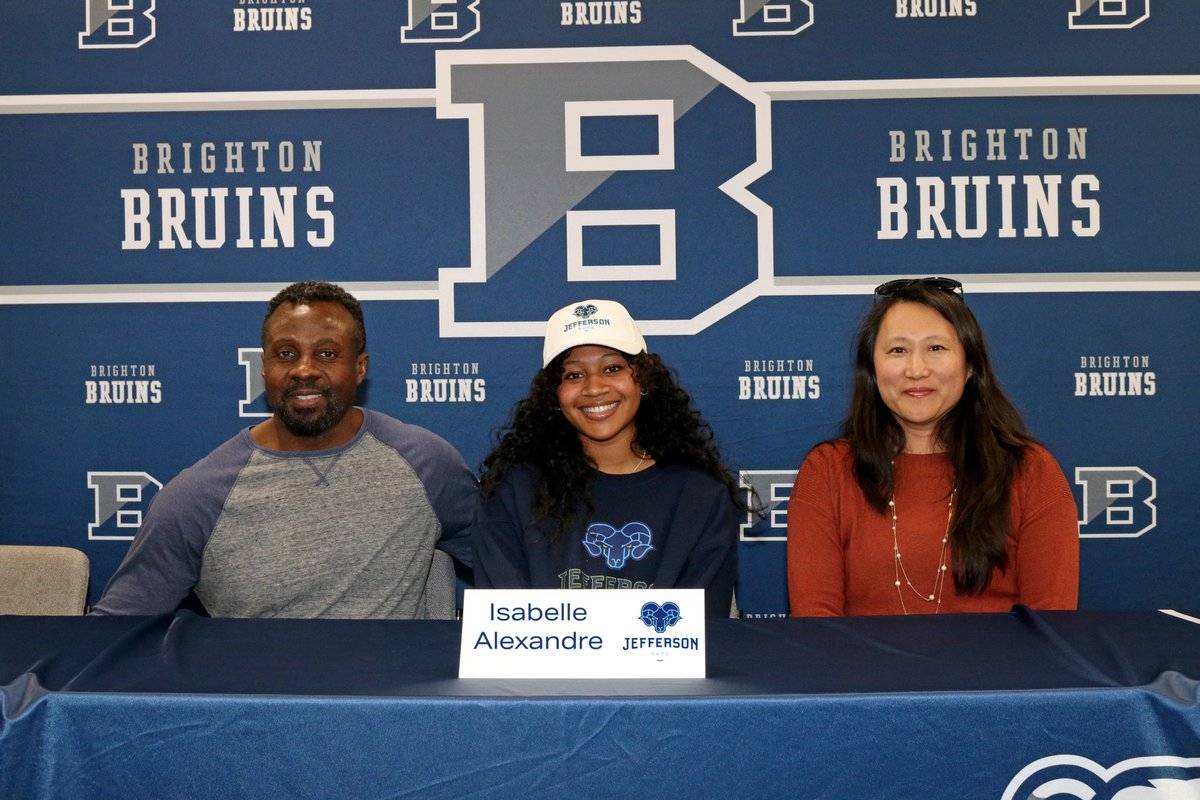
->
xmin=1075 ymin=466 xmax=1157 ymax=538
xmin=733 ymin=0 xmax=815 ymax=37
xmin=79 ymin=0 xmax=156 ymax=49
xmin=238 ymin=347 xmax=270 ymax=418
xmin=402 ymin=0 xmax=480 ymax=44
xmin=88 ymin=471 xmax=162 ymax=540
xmin=1068 ymin=0 xmax=1150 ymax=30
xmin=436 ymin=47 xmax=772 ymax=335
xmin=739 ymin=470 xmax=795 ymax=542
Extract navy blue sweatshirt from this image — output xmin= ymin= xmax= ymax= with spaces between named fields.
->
xmin=472 ymin=462 xmax=738 ymax=617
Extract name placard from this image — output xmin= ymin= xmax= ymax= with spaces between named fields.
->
xmin=458 ymin=588 xmax=706 ymax=679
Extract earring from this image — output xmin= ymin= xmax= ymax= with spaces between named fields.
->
xmin=639 ymin=389 xmax=648 ymax=396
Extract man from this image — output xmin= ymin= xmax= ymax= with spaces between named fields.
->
xmin=93 ymin=281 xmax=476 ymax=619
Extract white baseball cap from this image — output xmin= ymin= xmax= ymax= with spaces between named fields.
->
xmin=542 ymin=299 xmax=647 ymax=367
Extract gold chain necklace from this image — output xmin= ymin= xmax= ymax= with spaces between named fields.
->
xmin=628 ymin=446 xmax=649 ymax=474
xmin=889 ymin=486 xmax=956 ymax=614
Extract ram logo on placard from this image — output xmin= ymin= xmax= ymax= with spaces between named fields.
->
xmin=732 ymin=0 xmax=814 ymax=36
xmin=1076 ymin=466 xmax=1157 ymax=538
xmin=739 ymin=470 xmax=795 ymax=542
xmin=639 ymin=601 xmax=681 ymax=634
xmin=88 ymin=472 xmax=162 ymax=540
xmin=1002 ymin=754 xmax=1200 ymax=800
xmin=1068 ymin=0 xmax=1150 ymax=30
xmin=79 ymin=0 xmax=156 ymax=49
xmin=238 ymin=348 xmax=271 ymax=418
xmin=436 ymin=47 xmax=772 ymax=337
xmin=402 ymin=0 xmax=480 ymax=43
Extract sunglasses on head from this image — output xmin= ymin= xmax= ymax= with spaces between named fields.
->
xmin=873 ymin=276 xmax=964 ymax=298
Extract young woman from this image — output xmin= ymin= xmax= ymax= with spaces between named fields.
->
xmin=472 ymin=299 xmax=748 ymax=616
xmin=788 ymin=278 xmax=1079 ymax=616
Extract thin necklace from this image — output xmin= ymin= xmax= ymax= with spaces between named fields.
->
xmin=628 ymin=447 xmax=649 ymax=474
xmin=889 ymin=485 xmax=956 ymax=614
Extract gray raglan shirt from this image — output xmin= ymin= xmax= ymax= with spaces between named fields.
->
xmin=93 ymin=409 xmax=476 ymax=619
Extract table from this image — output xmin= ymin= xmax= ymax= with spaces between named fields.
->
xmin=3 ymin=609 xmax=1199 ymax=799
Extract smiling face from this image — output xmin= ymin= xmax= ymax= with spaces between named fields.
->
xmin=555 ymin=345 xmax=641 ymax=461
xmin=873 ymin=301 xmax=971 ymax=452
xmin=260 ymin=300 xmax=368 ymax=450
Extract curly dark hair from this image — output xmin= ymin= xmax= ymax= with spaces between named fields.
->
xmin=262 ymin=281 xmax=366 ymax=354
xmin=480 ymin=350 xmax=753 ymax=540
xmin=843 ymin=281 xmax=1035 ymax=595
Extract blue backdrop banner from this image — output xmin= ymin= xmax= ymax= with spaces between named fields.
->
xmin=1 ymin=0 xmax=1195 ymax=615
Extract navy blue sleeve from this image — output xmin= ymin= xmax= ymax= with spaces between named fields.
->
xmin=470 ymin=469 xmax=537 ymax=589
xmin=425 ymin=445 xmax=477 ymax=570
xmin=366 ymin=411 xmax=478 ymax=570
xmin=91 ymin=436 xmax=249 ymax=616
xmin=677 ymin=483 xmax=740 ymax=618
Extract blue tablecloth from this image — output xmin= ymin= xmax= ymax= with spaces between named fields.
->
xmin=3 ymin=609 xmax=1199 ymax=799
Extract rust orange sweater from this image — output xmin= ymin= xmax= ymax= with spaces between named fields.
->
xmin=787 ymin=440 xmax=1079 ymax=616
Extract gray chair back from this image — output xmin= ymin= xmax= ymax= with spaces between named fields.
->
xmin=0 ymin=545 xmax=90 ymax=615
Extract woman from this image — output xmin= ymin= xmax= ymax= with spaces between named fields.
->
xmin=788 ymin=277 xmax=1079 ymax=616
xmin=472 ymin=299 xmax=748 ymax=617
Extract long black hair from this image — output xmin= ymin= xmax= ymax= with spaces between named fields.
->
xmin=480 ymin=349 xmax=752 ymax=539
xmin=844 ymin=282 xmax=1035 ymax=594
